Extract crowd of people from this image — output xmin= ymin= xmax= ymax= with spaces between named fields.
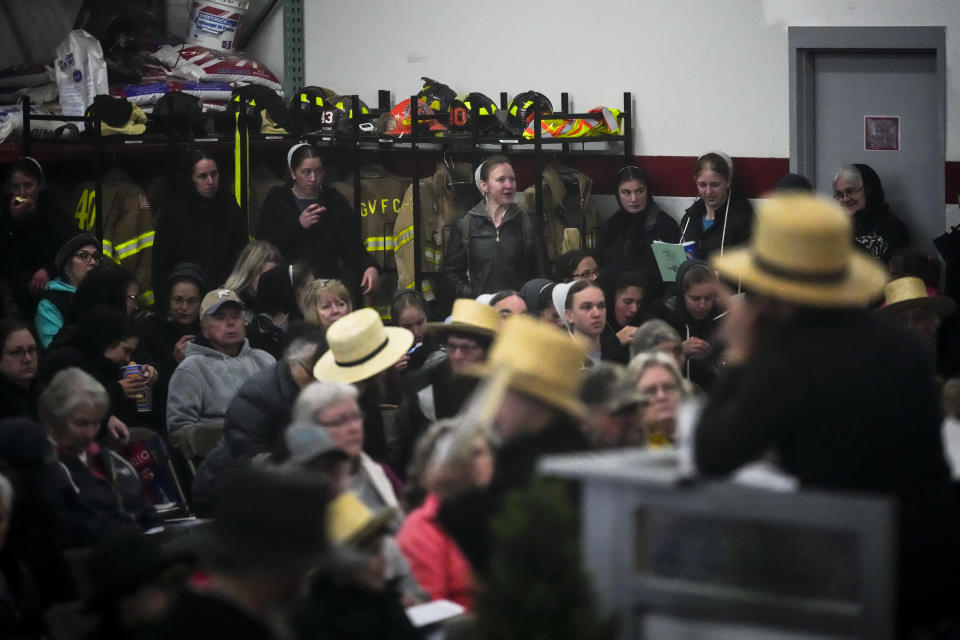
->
xmin=0 ymin=144 xmax=958 ymax=638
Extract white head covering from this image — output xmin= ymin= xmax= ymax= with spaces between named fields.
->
xmin=551 ymin=281 xmax=575 ymax=333
xmin=698 ymin=150 xmax=733 ymax=177
xmin=287 ymin=142 xmax=312 ymax=171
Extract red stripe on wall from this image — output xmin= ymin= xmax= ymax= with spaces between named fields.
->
xmin=363 ymin=150 xmax=958 ymax=203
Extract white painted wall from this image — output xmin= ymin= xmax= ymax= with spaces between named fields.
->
xmin=266 ymin=0 xmax=960 ymax=161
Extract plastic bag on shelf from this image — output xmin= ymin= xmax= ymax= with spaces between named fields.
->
xmin=153 ymin=43 xmax=281 ymax=92
xmin=55 ymin=30 xmax=109 ymax=116
xmin=0 ymin=83 xmax=59 ymax=106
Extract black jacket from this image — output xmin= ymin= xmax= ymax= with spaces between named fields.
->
xmin=152 ymin=189 xmax=247 ymax=293
xmin=256 ymin=185 xmax=377 ymax=287
xmin=223 ymin=358 xmax=299 ymax=462
xmin=390 ymin=358 xmax=478 ymax=479
xmin=293 ymin=578 xmax=419 ymax=640
xmin=678 ymin=191 xmax=754 ymax=261
xmin=440 ymin=202 xmax=551 ymax=302
xmin=0 ymin=188 xmax=70 ymax=319
xmin=850 ymin=162 xmax=909 ymax=264
xmin=136 ymin=313 xmax=199 ymax=430
xmin=0 ymin=373 xmax=37 ymax=420
xmin=657 ymin=293 xmax=722 ymax=391
xmin=598 ymin=201 xmax=680 ymax=288
xmin=695 ymin=308 xmax=958 ymax=628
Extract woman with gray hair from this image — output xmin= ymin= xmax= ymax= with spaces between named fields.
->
xmin=628 ymin=352 xmax=693 ymax=447
xmin=831 ymin=163 xmax=908 ymax=263
xmin=293 ymin=380 xmax=429 ymax=605
xmin=293 ymin=381 xmax=401 ymax=521
xmin=39 ymin=367 xmax=159 ymax=547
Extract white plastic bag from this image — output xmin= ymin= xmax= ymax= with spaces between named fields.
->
xmin=55 ymin=29 xmax=108 ymax=116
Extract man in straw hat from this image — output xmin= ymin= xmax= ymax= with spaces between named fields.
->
xmin=312 ymin=308 xmax=413 ymax=462
xmin=877 ymin=276 xmax=955 ymax=371
xmin=694 ymin=194 xmax=958 ymax=632
xmin=436 ymin=314 xmax=591 ymax=574
xmin=391 ymin=298 xmax=500 ymax=477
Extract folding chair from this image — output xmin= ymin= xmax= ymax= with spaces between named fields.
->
xmin=123 ymin=427 xmax=192 ymax=519
xmin=175 ymin=422 xmax=225 ymax=476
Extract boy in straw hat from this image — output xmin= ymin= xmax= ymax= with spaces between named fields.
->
xmin=694 ymin=194 xmax=958 ymax=632
xmin=877 ymin=276 xmax=955 ymax=371
xmin=392 ymin=298 xmax=499 ymax=477
xmin=435 ymin=314 xmax=591 ymax=574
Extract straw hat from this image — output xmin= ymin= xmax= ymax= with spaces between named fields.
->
xmin=326 ymin=492 xmax=396 ymax=547
xmin=878 ymin=276 xmax=955 ymax=319
xmin=469 ymin=314 xmax=588 ymax=417
xmin=426 ymin=298 xmax=499 ymax=338
xmin=313 ymin=308 xmax=413 ymax=383
xmin=711 ymin=194 xmax=887 ymax=307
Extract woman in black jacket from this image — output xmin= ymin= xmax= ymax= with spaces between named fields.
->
xmin=597 ymin=165 xmax=679 ymax=292
xmin=657 ymin=259 xmax=723 ymax=390
xmin=678 ymin=152 xmax=753 ymax=261
xmin=832 ymin=163 xmax=909 ymax=263
xmin=0 ymin=157 xmax=70 ymax=320
xmin=256 ymin=143 xmax=379 ymax=296
xmin=152 ymin=150 xmax=248 ymax=293
xmin=440 ymin=155 xmax=551 ymax=302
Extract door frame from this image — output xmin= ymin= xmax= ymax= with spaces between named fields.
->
xmin=789 ymin=26 xmax=946 ymax=206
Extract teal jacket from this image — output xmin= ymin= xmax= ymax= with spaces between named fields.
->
xmin=35 ymin=278 xmax=76 ymax=347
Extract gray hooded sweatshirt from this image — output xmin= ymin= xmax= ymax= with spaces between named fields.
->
xmin=166 ymin=339 xmax=275 ymax=435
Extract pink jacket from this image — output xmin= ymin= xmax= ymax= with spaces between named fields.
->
xmin=397 ymin=492 xmax=474 ymax=610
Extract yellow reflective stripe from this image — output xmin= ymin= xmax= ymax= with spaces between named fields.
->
xmin=394 ymin=225 xmax=415 ymax=249
xmin=372 ymin=305 xmax=391 ymax=320
xmin=101 ymin=239 xmax=122 ymax=265
xmin=113 ymin=231 xmax=155 ymax=260
xmin=364 ymin=236 xmax=396 ymax=252
xmin=424 ymin=246 xmax=441 ymax=265
xmin=141 ymin=289 xmax=155 ymax=306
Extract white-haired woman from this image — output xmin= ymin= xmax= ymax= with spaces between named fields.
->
xmin=628 ymin=351 xmax=693 ymax=447
xmin=292 ymin=380 xmax=428 ymax=604
xmin=38 ymin=368 xmax=159 ymax=547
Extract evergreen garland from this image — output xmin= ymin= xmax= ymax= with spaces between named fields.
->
xmin=474 ymin=478 xmax=617 ymax=640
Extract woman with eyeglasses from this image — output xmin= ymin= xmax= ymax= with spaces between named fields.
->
xmin=0 ymin=319 xmax=40 ymax=419
xmin=152 ymin=150 xmax=247 ymax=295
xmin=136 ymin=263 xmax=208 ymax=430
xmin=34 ymin=233 xmax=100 ymax=348
xmin=257 ymin=143 xmax=380 ymax=297
xmin=628 ymin=351 xmax=693 ymax=447
xmin=598 ymin=165 xmax=679 ymax=292
xmin=832 ymin=164 xmax=909 ymax=263
xmin=555 ymin=249 xmax=601 ymax=284
xmin=1 ymin=157 xmax=70 ymax=321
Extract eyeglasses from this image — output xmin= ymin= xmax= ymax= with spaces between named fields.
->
xmin=73 ymin=251 xmax=101 ymax=263
xmin=445 ymin=340 xmax=482 ymax=355
xmin=833 ymin=187 xmax=863 ymax=201
xmin=171 ymin=296 xmax=201 ymax=306
xmin=3 ymin=346 xmax=37 ymax=359
xmin=320 ymin=412 xmax=363 ymax=429
xmin=572 ymin=269 xmax=599 ymax=280
xmin=639 ymin=382 xmax=680 ymax=397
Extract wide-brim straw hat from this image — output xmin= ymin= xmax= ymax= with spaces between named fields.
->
xmin=711 ymin=194 xmax=887 ymax=307
xmin=327 ymin=492 xmax=396 ymax=547
xmin=426 ymin=298 xmax=499 ymax=338
xmin=468 ymin=314 xmax=588 ymax=418
xmin=313 ymin=308 xmax=413 ymax=383
xmin=878 ymin=276 xmax=956 ymax=319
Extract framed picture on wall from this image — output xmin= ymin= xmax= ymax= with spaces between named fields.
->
xmin=864 ymin=116 xmax=900 ymax=151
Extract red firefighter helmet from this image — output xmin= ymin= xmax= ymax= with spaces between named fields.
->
xmin=383 ymin=98 xmax=447 ymax=138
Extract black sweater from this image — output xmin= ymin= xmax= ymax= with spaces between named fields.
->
xmin=598 ymin=201 xmax=680 ymax=288
xmin=152 ymin=189 xmax=248 ymax=292
xmin=678 ymin=192 xmax=753 ymax=261
xmin=256 ymin=185 xmax=377 ymax=286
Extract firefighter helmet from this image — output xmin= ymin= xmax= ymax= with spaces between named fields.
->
xmin=289 ymin=86 xmax=340 ymax=133
xmin=447 ymin=92 xmax=500 ymax=136
xmin=417 ymin=77 xmax=456 ymax=113
xmin=382 ymin=98 xmax=447 ymax=138
xmin=502 ymin=91 xmax=553 ymax=134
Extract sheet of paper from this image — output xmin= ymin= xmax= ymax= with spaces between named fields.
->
xmin=405 ymin=599 xmax=466 ymax=628
xmin=652 ymin=241 xmax=692 ymax=282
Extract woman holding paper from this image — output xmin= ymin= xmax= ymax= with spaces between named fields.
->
xmin=678 ymin=152 xmax=754 ymax=260
xmin=597 ymin=165 xmax=679 ymax=291
xmin=657 ymin=260 xmax=723 ymax=390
